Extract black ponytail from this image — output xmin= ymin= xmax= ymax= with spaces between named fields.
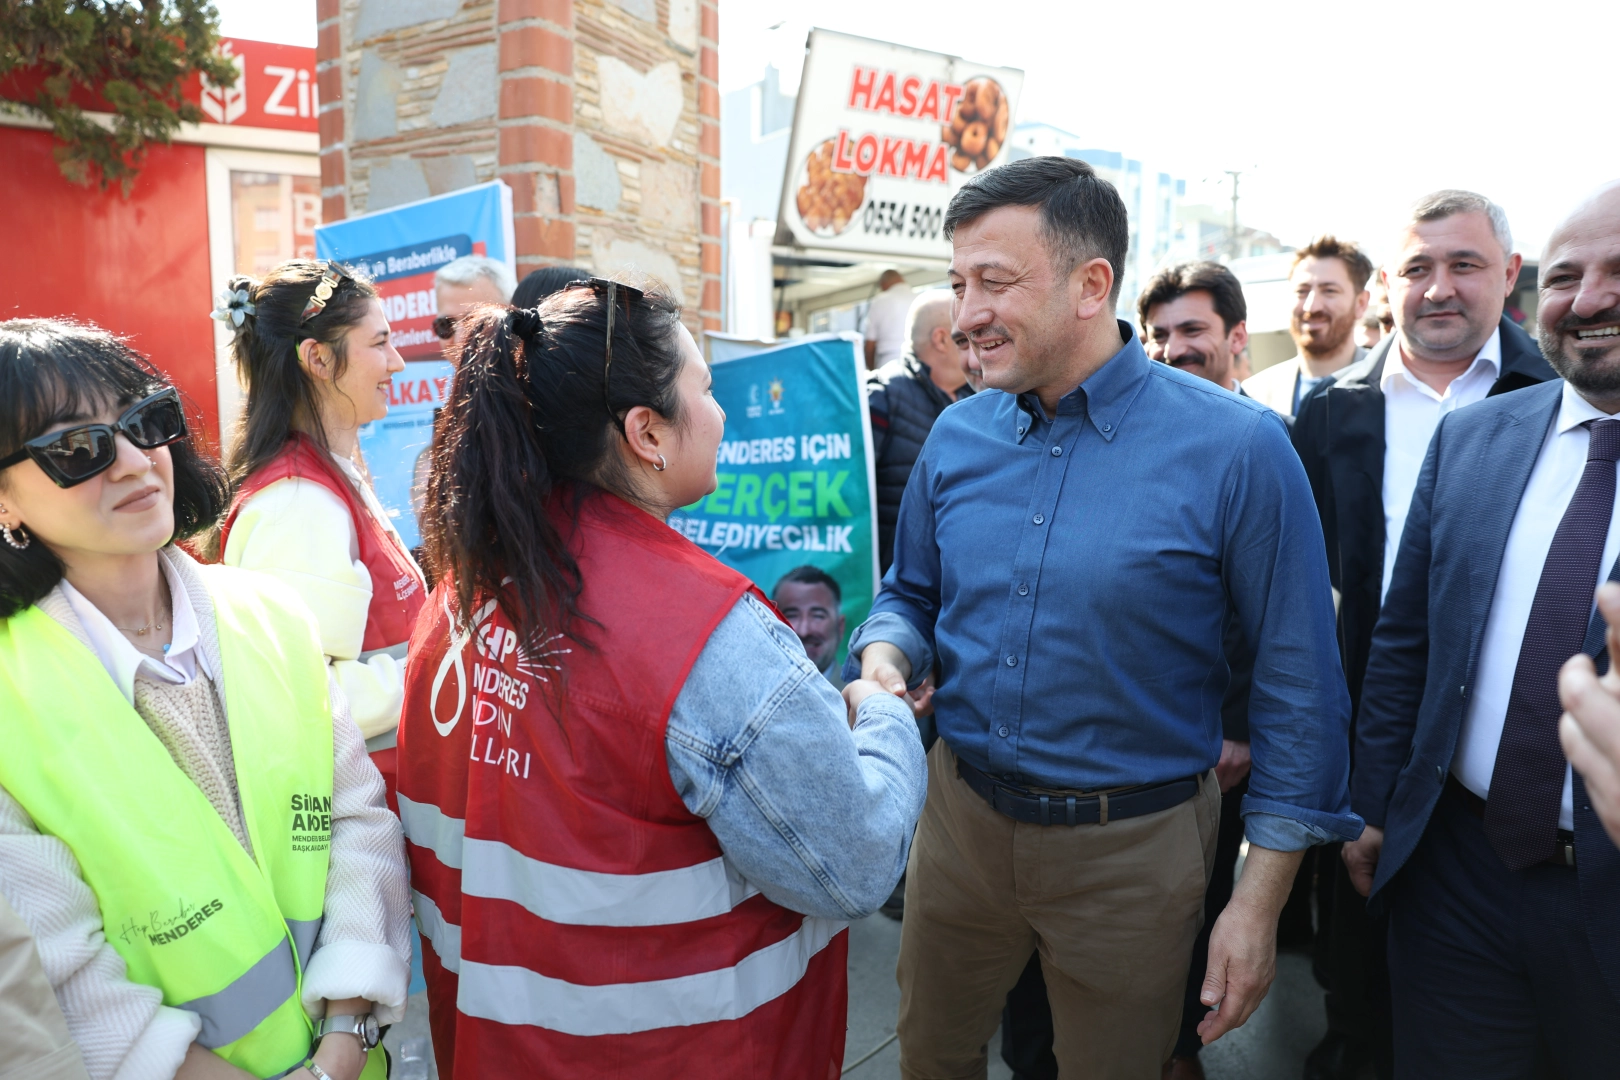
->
xmin=424 ymin=283 xmax=686 ymax=651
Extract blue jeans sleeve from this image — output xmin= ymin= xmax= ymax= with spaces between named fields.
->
xmin=666 ymin=594 xmax=928 ymax=920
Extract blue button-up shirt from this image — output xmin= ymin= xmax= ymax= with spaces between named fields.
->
xmin=846 ymin=323 xmax=1360 ymax=849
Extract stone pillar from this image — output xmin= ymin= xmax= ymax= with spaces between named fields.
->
xmin=315 ymin=0 xmax=717 ymax=332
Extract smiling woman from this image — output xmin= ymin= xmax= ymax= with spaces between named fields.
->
xmin=0 ymin=318 xmax=411 ymax=1080
xmin=214 ymin=260 xmax=426 ymax=794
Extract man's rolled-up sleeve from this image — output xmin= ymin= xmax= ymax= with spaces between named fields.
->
xmin=1225 ymin=410 xmax=1363 ymax=848
xmin=843 ymin=454 xmax=941 ymax=689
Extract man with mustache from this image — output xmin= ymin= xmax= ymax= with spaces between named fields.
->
xmin=1342 ymin=180 xmax=1620 ymax=1076
xmin=1245 ymin=236 xmax=1374 ymax=419
xmin=1293 ymin=191 xmax=1555 ymax=1079
xmin=844 ymin=156 xmax=1356 ymax=1078
xmin=1137 ymin=262 xmax=1249 ymax=391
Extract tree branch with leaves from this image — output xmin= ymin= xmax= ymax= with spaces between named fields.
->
xmin=0 ymin=0 xmax=240 ymax=191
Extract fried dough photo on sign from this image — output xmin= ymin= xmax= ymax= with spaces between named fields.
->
xmin=796 ymin=138 xmax=867 ymax=236
xmin=941 ymin=76 xmax=1009 ymax=173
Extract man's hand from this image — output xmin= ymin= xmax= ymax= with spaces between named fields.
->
xmin=906 ymin=672 xmax=937 ymax=720
xmin=1560 ymin=581 xmax=1620 ymax=846
xmin=1214 ymin=740 xmax=1251 ymax=794
xmin=1341 ymin=826 xmax=1384 ymax=898
xmin=1198 ymin=844 xmax=1305 ymax=1045
xmin=860 ymin=641 xmax=912 ymax=697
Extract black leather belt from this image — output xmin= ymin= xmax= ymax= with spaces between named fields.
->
xmin=956 ymin=756 xmax=1199 ymax=826
xmin=1445 ymin=775 xmax=1576 ymax=868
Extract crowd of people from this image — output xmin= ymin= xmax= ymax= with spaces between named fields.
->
xmin=1 ymin=152 xmax=1619 ymax=1080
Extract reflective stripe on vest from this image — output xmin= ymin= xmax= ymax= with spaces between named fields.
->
xmin=0 ymin=565 xmax=335 ymax=1078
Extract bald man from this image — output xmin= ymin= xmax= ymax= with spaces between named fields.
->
xmin=1343 ymin=181 xmax=1620 ymax=1077
xmin=867 ymin=290 xmax=975 ymax=574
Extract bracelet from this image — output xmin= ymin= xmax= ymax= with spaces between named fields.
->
xmin=305 ymin=1062 xmax=334 ymax=1080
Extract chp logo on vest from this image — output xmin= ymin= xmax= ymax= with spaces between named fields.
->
xmin=427 ymin=593 xmax=570 ymax=737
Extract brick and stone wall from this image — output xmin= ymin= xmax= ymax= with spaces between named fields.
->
xmin=317 ymin=0 xmax=720 ymax=331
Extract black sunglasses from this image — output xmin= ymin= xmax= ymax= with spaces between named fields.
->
xmin=564 ymin=278 xmax=646 ymax=423
xmin=432 ymin=314 xmax=458 ymax=340
xmin=0 ymin=388 xmax=188 ymax=488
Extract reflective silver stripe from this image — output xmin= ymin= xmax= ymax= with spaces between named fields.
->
xmin=364 ymin=728 xmax=397 ymax=752
xmin=180 ymin=936 xmax=298 ymax=1049
xmin=286 ymin=918 xmax=321 ymax=971
xmin=412 ymin=890 xmax=461 ymax=974
xmin=463 ymin=837 xmax=759 ymax=927
xmin=358 ymin=641 xmax=410 ymax=663
xmin=457 ymin=916 xmax=844 ymax=1036
xmin=397 ymin=794 xmax=463 ymax=869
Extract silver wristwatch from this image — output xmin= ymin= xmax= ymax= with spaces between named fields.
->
xmin=315 ymin=1012 xmax=381 ymax=1052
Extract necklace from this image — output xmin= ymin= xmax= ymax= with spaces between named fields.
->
xmin=115 ymin=608 xmax=169 ymax=637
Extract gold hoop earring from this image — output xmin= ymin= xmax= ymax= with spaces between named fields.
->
xmin=653 ymin=454 xmax=667 ymax=472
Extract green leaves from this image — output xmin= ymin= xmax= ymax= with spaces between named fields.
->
xmin=0 ymin=0 xmax=241 ymax=192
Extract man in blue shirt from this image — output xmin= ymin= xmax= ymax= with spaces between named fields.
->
xmin=847 ymin=156 xmax=1360 ymax=1077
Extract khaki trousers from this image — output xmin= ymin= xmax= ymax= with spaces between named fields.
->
xmin=897 ymin=742 xmax=1221 ymax=1080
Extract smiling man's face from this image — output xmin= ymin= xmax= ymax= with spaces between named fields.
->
xmin=1144 ymin=289 xmax=1247 ymax=388
xmin=1538 ymin=184 xmax=1620 ymax=406
xmin=949 ymin=205 xmax=1085 ymax=397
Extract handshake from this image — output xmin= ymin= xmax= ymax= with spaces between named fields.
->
xmin=839 ymin=642 xmax=933 ymax=729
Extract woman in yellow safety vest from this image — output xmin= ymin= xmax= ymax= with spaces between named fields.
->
xmin=0 ymin=319 xmax=411 ymax=1080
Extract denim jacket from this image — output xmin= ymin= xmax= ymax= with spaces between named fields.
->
xmin=665 ymin=593 xmax=927 ymax=920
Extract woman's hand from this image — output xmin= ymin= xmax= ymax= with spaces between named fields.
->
xmin=841 ymin=679 xmax=892 ymax=729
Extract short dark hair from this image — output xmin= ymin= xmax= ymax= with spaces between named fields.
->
xmin=512 ymin=265 xmax=590 ymax=309
xmin=0 ymin=319 xmax=229 ymax=619
xmin=944 ymin=156 xmax=1131 ymax=303
xmin=1291 ymin=235 xmax=1375 ymax=293
xmin=1136 ymin=262 xmax=1248 ymax=335
xmin=773 ymin=564 xmax=841 ymax=605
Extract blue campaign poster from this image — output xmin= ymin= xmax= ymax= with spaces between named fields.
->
xmin=670 ymin=333 xmax=879 ymax=662
xmin=315 ymin=182 xmax=514 ymax=549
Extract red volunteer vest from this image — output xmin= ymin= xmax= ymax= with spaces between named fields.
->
xmin=398 ymin=492 xmax=849 ymax=1080
xmin=220 ymin=434 xmax=425 ymax=657
xmin=221 ymin=434 xmax=426 ymax=803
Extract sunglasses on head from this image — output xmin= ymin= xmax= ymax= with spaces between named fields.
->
xmin=562 ymin=278 xmax=647 ymax=422
xmin=0 ymin=388 xmax=188 ymax=488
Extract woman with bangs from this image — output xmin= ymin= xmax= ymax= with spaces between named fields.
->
xmin=0 ymin=319 xmax=410 ymax=1080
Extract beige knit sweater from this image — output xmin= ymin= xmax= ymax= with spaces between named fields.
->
xmin=0 ymin=549 xmax=412 ymax=1080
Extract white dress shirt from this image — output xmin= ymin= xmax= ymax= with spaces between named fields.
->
xmin=58 ymin=549 xmax=210 ymax=705
xmin=1381 ymin=328 xmax=1502 ymax=599
xmin=1452 ymin=381 xmax=1620 ymax=830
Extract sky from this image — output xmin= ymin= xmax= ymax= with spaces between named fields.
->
xmin=215 ymin=0 xmax=1620 ymax=264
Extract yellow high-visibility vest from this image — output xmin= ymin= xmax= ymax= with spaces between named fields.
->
xmin=0 ymin=564 xmax=383 ymax=1079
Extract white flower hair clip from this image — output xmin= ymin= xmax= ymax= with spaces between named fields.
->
xmin=210 ymin=288 xmax=256 ymax=327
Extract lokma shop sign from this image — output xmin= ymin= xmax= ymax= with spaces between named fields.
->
xmin=775 ymin=29 xmax=1023 ymax=259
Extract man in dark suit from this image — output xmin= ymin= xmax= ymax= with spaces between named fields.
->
xmin=1343 ymin=182 xmax=1620 ymax=1076
xmin=1292 ymin=191 xmax=1556 ymax=1079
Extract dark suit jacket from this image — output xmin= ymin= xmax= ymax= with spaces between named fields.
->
xmin=1292 ymin=317 xmax=1555 ymax=719
xmin=1354 ymin=379 xmax=1620 ymax=998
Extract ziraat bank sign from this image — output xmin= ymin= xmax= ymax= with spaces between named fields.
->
xmin=775 ymin=29 xmax=1022 ymax=260
xmin=197 ymin=38 xmax=319 ymax=131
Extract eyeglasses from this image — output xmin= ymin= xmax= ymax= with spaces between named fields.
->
xmin=0 ymin=388 xmax=188 ymax=488
xmin=432 ymin=314 xmax=458 ymax=340
xmin=564 ymin=278 xmax=646 ymax=425
xmin=299 ymin=262 xmax=353 ymax=324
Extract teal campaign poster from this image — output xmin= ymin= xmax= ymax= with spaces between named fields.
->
xmin=670 ymin=333 xmax=879 ymax=660
xmin=315 ymin=182 xmax=514 ymax=549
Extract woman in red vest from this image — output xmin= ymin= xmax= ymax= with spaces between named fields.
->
xmin=398 ymin=281 xmax=928 ymax=1079
xmin=217 ymin=261 xmax=427 ymax=786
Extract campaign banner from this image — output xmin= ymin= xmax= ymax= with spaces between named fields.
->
xmin=774 ymin=29 xmax=1022 ymax=260
xmin=315 ymin=182 xmax=514 ymax=549
xmin=670 ymin=334 xmax=878 ymax=663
